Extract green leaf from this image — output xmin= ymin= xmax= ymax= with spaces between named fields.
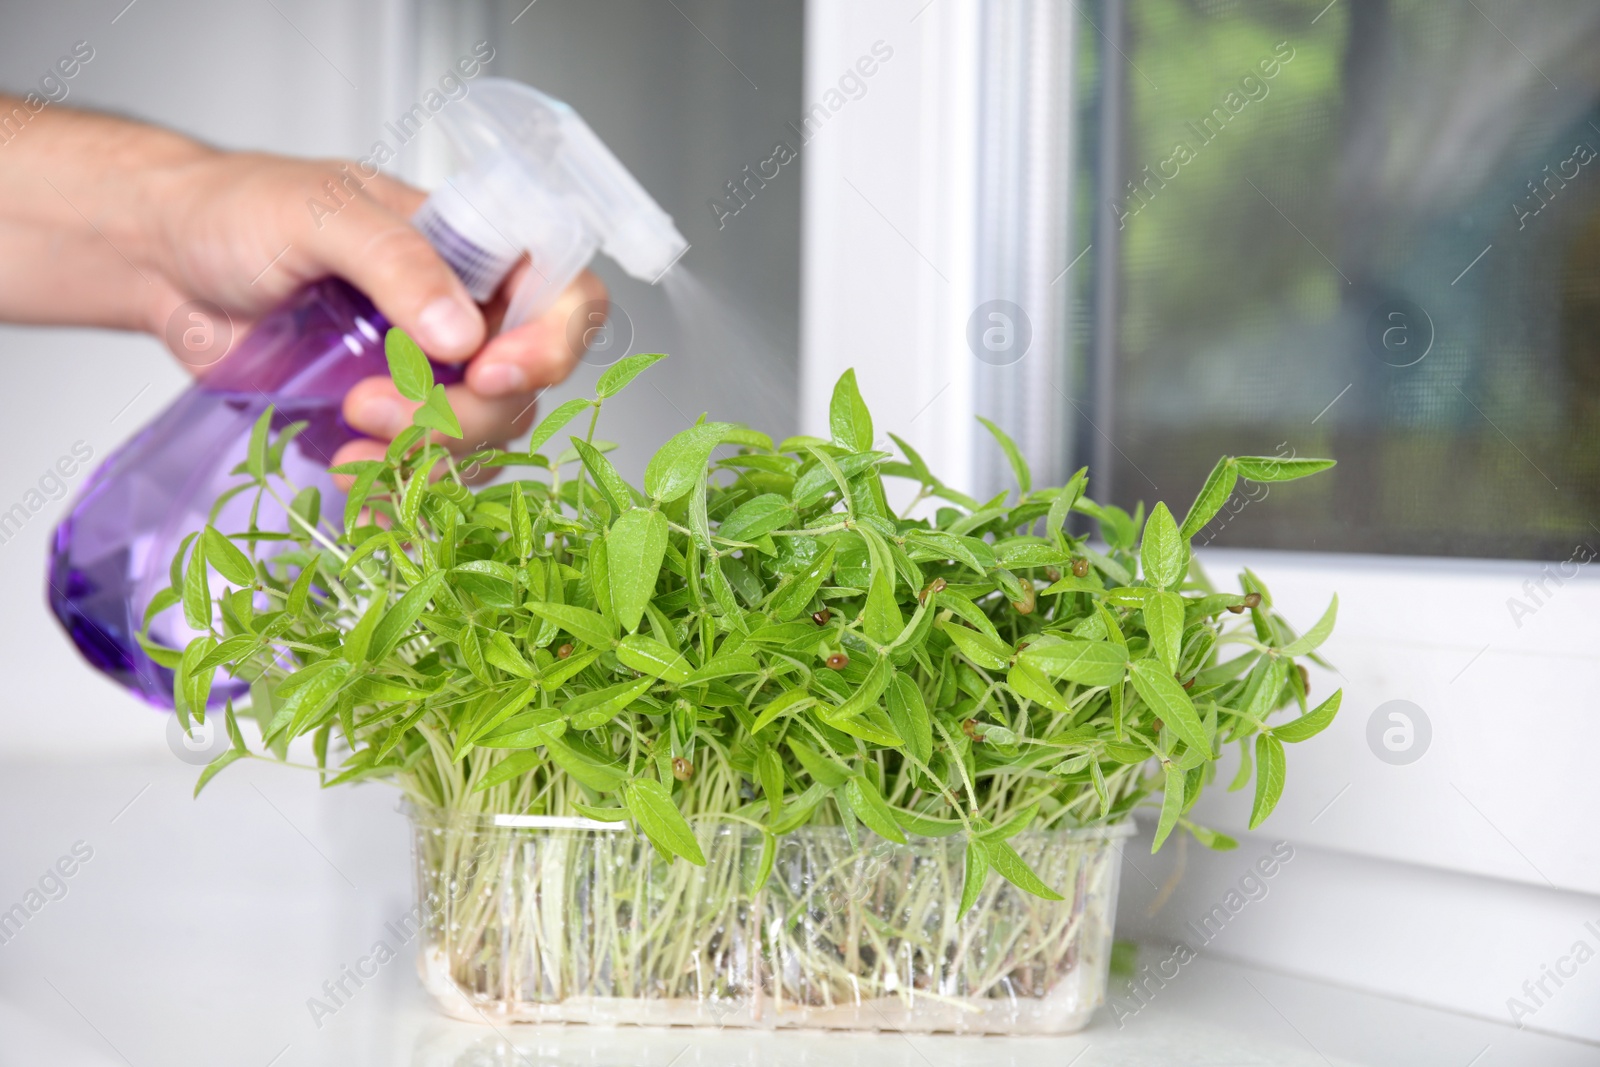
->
xmin=644 ymin=422 xmax=732 ymax=503
xmin=717 ymin=494 xmax=794 ymax=544
xmin=887 ymin=432 xmax=933 ymax=484
xmin=290 ymin=486 xmax=321 ymax=535
xmin=821 ymin=706 xmax=902 ymax=747
xmin=1006 ymin=658 xmax=1070 ymax=715
xmin=1090 ymin=759 xmax=1111 ymax=816
xmin=385 ymin=327 xmax=433 ymax=402
xmin=616 ymin=634 xmax=691 ymax=684
xmin=596 ymin=352 xmax=667 ymax=398
xmin=525 ymin=602 xmax=615 ymax=650
xmin=1139 ymin=502 xmax=1185 ymax=590
xmin=858 ymin=528 xmax=903 ymax=644
xmin=385 ymin=426 xmax=427 ymax=465
xmin=752 ymin=689 xmax=816 ymax=733
xmin=984 ymin=802 xmax=1040 ymax=840
xmin=750 ymin=830 xmax=778 ymax=891
xmin=791 ymin=451 xmax=886 ymax=509
xmin=587 ymin=535 xmax=615 ymax=623
xmin=800 ymin=445 xmax=858 ymax=514
xmin=976 ymin=415 xmax=1030 ymax=495
xmin=1020 ymin=639 xmax=1127 ymax=687
xmin=1045 ymin=468 xmax=1087 ymax=544
xmin=1144 ymin=590 xmax=1184 ymax=672
xmin=285 ymin=561 xmax=319 ymax=617
xmin=685 ymin=652 xmax=762 ymax=684
xmin=767 ymin=782 xmax=829 ymax=834
xmin=343 ymin=462 xmax=384 ymax=534
xmin=175 ymin=636 xmax=217 ymax=724
xmin=1129 ymin=658 xmax=1211 ymax=757
xmin=413 ymin=383 xmax=462 ymax=438
xmin=509 ymin=483 xmax=532 ymax=558
xmin=457 ymin=623 xmax=491 ymax=683
xmin=182 ymin=537 xmax=210 ymax=630
xmin=194 ymin=749 xmax=246 ymax=797
xmin=904 ymin=530 xmax=990 ymax=576
xmin=142 ymin=587 xmax=182 ymax=633
xmin=787 ymin=739 xmax=850 ymax=787
xmin=1244 ymin=657 xmax=1290 ymax=722
xmin=398 ymin=451 xmax=442 ymax=530
xmin=757 ymin=746 xmax=786 ymax=822
xmin=1249 ymin=733 xmax=1287 ymax=829
xmin=624 ymin=777 xmax=706 ymax=865
xmin=892 ymin=809 xmax=963 ymax=837
xmin=573 ymin=437 xmax=637 ymax=513
xmin=1279 ymin=595 xmax=1338 ymax=657
xmin=476 ymin=705 xmax=565 ymax=748
xmin=884 ymin=675 xmax=932 ymax=764
xmin=1184 ymin=821 xmax=1239 ymax=851
xmin=994 ymin=542 xmax=1072 ymax=569
xmin=844 ymin=775 xmax=906 ymax=843
xmin=527 ymin=398 xmax=592 ymax=454
xmin=829 ymin=369 xmax=874 ymax=452
xmin=1273 ymin=689 xmax=1342 ymax=743
xmin=196 ymin=635 xmax=256 ymax=674
xmin=540 ymin=648 xmax=601 ymax=691
xmin=541 ymin=731 xmax=628 ymax=791
xmin=245 ymin=408 xmax=273 ymax=481
xmin=455 ymin=682 xmax=542 ymax=755
xmin=834 ymin=653 xmax=891 ymax=719
xmin=1227 ymin=736 xmax=1255 ymax=791
xmin=935 ymin=590 xmax=1003 ymax=643
xmin=570 ymin=801 xmax=632 ymax=822
xmin=269 ymin=659 xmax=353 ymax=742
xmin=1235 ymin=456 xmax=1336 ymax=482
xmin=341 ymin=591 xmax=388 ymax=664
xmin=1152 ymin=763 xmax=1185 ymax=851
xmin=607 ymin=508 xmax=668 ymax=633
xmin=942 ymin=623 xmax=1013 ymax=671
xmin=981 ymin=838 xmax=1062 ymax=900
xmin=1180 ymin=457 xmax=1238 ymax=540
xmin=473 ymin=749 xmax=545 ymax=792
xmin=959 ymin=839 xmax=990 ymax=915
xmin=370 ymin=571 xmax=446 ymax=662
xmin=201 ymin=526 xmax=255 ymax=587
xmin=768 ymin=543 xmax=836 ymax=620
xmin=485 ymin=630 xmax=536 ymax=678
xmin=566 ymin=677 xmax=654 ymax=730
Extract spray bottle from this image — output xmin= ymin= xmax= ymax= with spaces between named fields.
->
xmin=48 ymin=78 xmax=688 ymax=706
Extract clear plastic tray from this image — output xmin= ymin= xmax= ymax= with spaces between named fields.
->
xmin=408 ymin=805 xmax=1133 ymax=1035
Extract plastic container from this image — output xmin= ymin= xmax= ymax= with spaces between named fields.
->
xmin=48 ymin=79 xmax=687 ymax=707
xmin=407 ymin=804 xmax=1133 ymax=1035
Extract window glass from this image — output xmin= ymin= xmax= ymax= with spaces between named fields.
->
xmin=1102 ymin=0 xmax=1600 ymax=559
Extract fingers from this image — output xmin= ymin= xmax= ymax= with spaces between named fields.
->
xmin=303 ymin=175 xmax=484 ymax=361
xmin=465 ymin=269 xmax=607 ymax=397
xmin=343 ymin=375 xmax=539 ymax=455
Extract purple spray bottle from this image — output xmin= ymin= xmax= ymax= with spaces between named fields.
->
xmin=48 ymin=79 xmax=688 ymax=706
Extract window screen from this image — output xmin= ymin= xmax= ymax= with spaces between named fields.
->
xmin=1093 ymin=0 xmax=1600 ymax=559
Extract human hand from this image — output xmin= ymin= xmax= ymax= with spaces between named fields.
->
xmin=143 ymin=151 xmax=603 ymax=470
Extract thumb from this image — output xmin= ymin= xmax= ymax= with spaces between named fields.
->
xmin=304 ymin=176 xmax=483 ymax=360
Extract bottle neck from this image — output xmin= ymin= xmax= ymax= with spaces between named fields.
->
xmin=413 ymin=191 xmax=522 ymax=302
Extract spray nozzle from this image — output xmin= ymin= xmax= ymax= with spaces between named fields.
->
xmin=412 ymin=78 xmax=688 ymax=331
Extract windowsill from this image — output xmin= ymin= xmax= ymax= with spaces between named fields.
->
xmin=1 ymin=756 xmax=1594 ymax=1065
